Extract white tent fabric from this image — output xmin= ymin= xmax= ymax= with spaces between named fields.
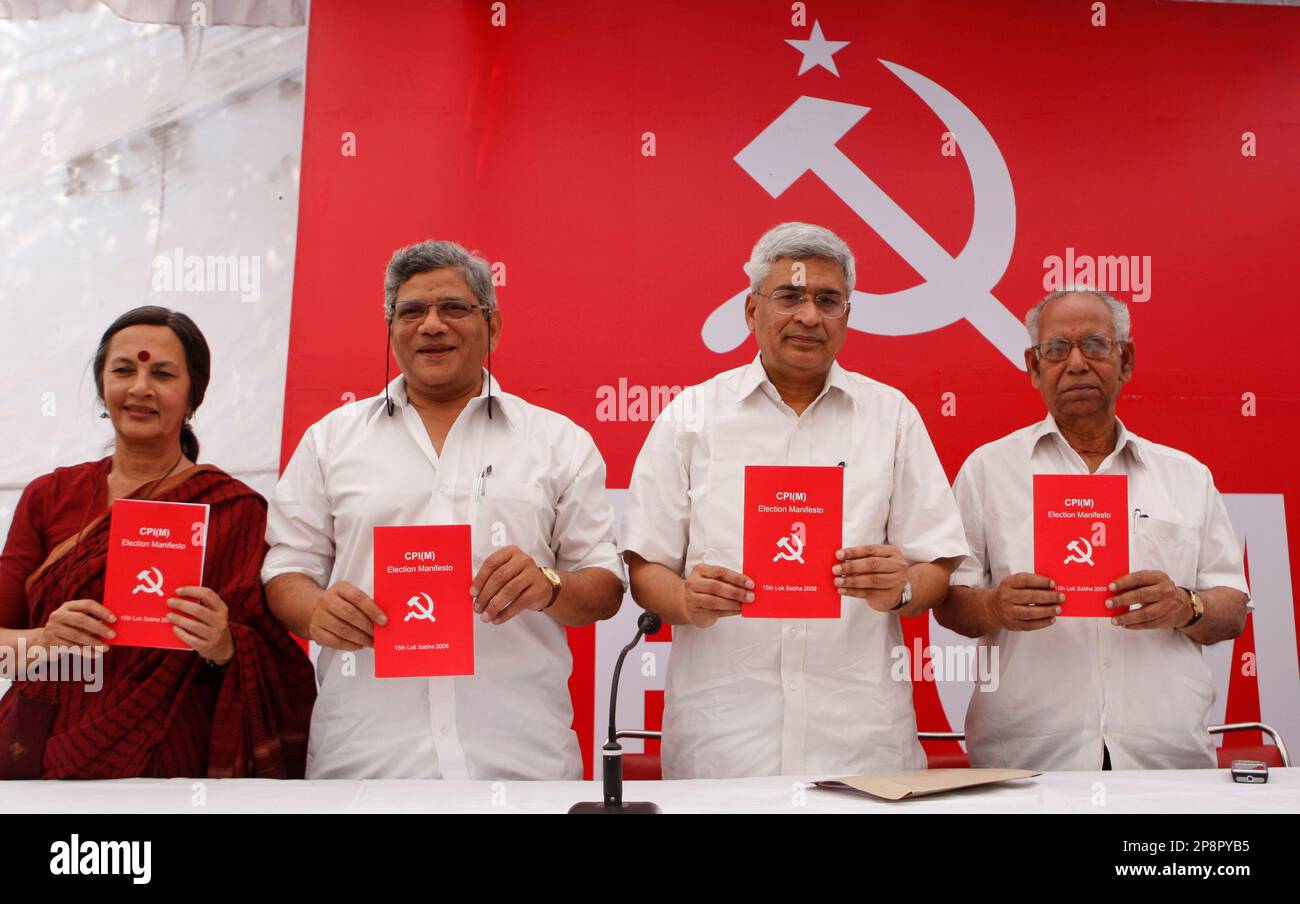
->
xmin=0 ymin=0 xmax=304 ymax=26
xmin=0 ymin=4 xmax=307 ymax=698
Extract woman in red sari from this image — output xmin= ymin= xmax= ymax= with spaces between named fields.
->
xmin=0 ymin=306 xmax=315 ymax=779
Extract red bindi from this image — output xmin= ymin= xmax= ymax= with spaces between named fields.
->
xmin=137 ymin=350 xmax=150 ymax=362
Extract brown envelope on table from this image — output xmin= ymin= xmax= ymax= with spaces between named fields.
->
xmin=814 ymin=768 xmax=1041 ymax=801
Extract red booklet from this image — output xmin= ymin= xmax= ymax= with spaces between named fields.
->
xmin=373 ymin=525 xmax=474 ymax=678
xmin=1033 ymin=474 xmax=1129 ymax=617
xmin=104 ymin=499 xmax=210 ymax=649
xmin=742 ymin=465 xmax=844 ymax=618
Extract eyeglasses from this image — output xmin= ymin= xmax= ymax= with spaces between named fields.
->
xmin=1032 ymin=335 xmax=1120 ymax=362
xmin=391 ymin=299 xmax=489 ymax=324
xmin=754 ymin=289 xmax=851 ymax=319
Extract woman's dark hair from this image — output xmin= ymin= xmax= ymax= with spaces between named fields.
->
xmin=92 ymin=306 xmax=211 ymax=462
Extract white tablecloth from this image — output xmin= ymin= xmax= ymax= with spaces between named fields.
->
xmin=1 ymin=768 xmax=1296 ymax=813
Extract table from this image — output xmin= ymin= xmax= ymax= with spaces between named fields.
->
xmin=1 ymin=768 xmax=1296 ymax=813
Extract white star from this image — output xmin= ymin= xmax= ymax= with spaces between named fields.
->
xmin=785 ymin=20 xmax=850 ymax=77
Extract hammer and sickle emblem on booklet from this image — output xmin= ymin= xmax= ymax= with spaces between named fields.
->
xmin=773 ymin=521 xmax=808 ymax=564
xmin=1063 ymin=537 xmax=1095 ymax=567
xmin=132 ymin=567 xmax=165 ymax=597
xmin=404 ymin=592 xmax=437 ymax=623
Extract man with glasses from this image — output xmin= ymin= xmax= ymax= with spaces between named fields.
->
xmin=620 ymin=222 xmax=968 ymax=778
xmin=262 ymin=239 xmax=625 ymax=779
xmin=935 ymin=287 xmax=1249 ymax=770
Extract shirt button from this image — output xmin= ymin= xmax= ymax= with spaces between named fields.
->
xmin=440 ymin=725 xmax=450 ymax=736
xmin=788 ymin=681 xmax=798 ymax=692
xmin=1103 ymin=658 xmax=1112 ymax=669
xmin=788 ymin=627 xmax=798 ymax=638
xmin=440 ymin=485 xmax=452 ymax=495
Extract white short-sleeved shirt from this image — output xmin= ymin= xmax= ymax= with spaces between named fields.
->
xmin=620 ymin=354 xmax=968 ymax=779
xmin=262 ymin=372 xmax=625 ymax=780
xmin=951 ymin=415 xmax=1249 ymax=771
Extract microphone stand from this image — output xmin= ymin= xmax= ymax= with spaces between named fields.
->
xmin=568 ymin=612 xmax=663 ymax=814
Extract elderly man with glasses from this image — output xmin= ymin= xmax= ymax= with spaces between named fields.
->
xmin=620 ymin=222 xmax=968 ymax=779
xmin=262 ymin=239 xmax=625 ymax=780
xmin=935 ymin=287 xmax=1249 ymax=770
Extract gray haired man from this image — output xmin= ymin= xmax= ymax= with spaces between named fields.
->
xmin=935 ymin=287 xmax=1249 ymax=770
xmin=263 ymin=239 xmax=625 ymax=779
xmin=620 ymin=222 xmax=968 ymax=778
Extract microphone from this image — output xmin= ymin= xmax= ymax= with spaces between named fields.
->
xmin=568 ymin=611 xmax=663 ymax=814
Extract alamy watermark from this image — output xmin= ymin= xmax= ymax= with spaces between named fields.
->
xmin=151 ymin=247 xmax=261 ymax=303
xmin=49 ymin=835 xmax=150 ymax=885
xmin=594 ymin=378 xmax=700 ymax=425
xmin=0 ymin=638 xmax=104 ymax=692
xmin=890 ymin=638 xmax=1000 ymax=692
xmin=1042 ymin=247 xmax=1151 ymax=302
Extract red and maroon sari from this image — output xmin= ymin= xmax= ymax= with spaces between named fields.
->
xmin=0 ymin=464 xmax=316 ymax=779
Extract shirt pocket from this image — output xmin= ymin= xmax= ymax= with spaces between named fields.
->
xmin=471 ymin=478 xmax=553 ymax=568
xmin=984 ymin=497 xmax=1033 ymax=581
xmin=842 ymin=463 xmax=892 ymax=548
xmin=1132 ymin=515 xmax=1200 ymax=589
xmin=696 ymin=461 xmax=746 ymax=570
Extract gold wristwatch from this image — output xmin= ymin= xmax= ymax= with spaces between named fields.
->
xmin=540 ymin=567 xmax=562 ymax=610
xmin=1180 ymin=588 xmax=1204 ymax=628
